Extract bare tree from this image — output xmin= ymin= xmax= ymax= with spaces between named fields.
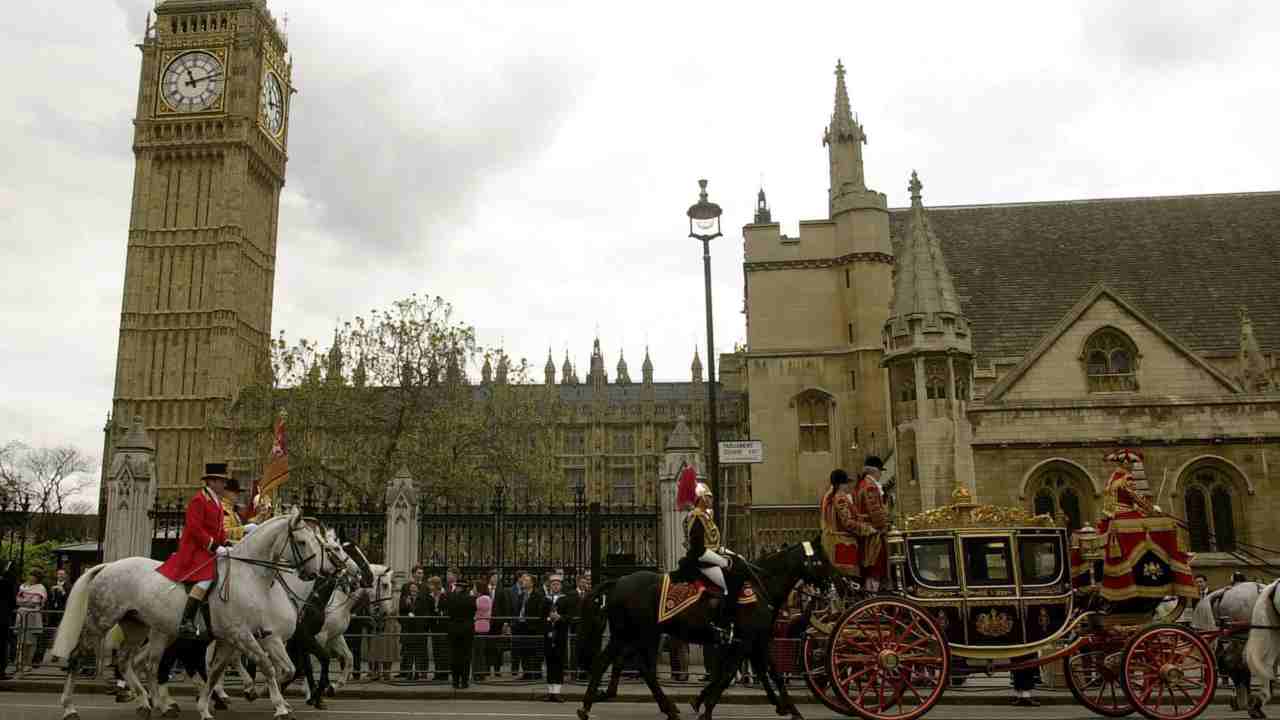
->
xmin=0 ymin=440 xmax=23 ymax=499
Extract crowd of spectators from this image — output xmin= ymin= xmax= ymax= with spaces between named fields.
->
xmin=343 ymin=565 xmax=593 ymax=700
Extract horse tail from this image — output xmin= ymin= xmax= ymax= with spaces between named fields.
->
xmin=578 ymin=579 xmax=617 ymax=670
xmin=52 ymin=563 xmax=108 ymax=659
xmin=1246 ymin=581 xmax=1280 ymax=683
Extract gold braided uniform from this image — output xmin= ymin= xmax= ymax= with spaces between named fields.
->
xmin=683 ymin=507 xmax=722 ymax=556
xmin=221 ymin=496 xmax=246 ymax=543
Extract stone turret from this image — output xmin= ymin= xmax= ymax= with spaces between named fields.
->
xmin=544 ymin=349 xmax=556 ymax=385
xmin=691 ymin=349 xmax=703 ymax=382
xmin=642 ymin=347 xmax=654 ymax=384
xmin=754 ymin=187 xmax=772 ymax=224
xmin=883 ymin=171 xmax=975 ymax=512
xmin=495 ymin=355 xmax=509 ymax=384
xmin=481 ymin=356 xmax=493 ymax=384
xmin=588 ymin=337 xmax=608 ymax=387
xmin=561 ymin=351 xmax=579 ymax=386
xmin=616 ymin=349 xmax=632 ymax=384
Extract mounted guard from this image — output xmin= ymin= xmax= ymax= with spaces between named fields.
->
xmin=682 ymin=481 xmax=736 ymax=641
xmin=156 ymin=462 xmax=232 ymax=639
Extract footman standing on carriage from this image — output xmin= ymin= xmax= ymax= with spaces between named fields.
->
xmin=156 ymin=462 xmax=232 ymax=640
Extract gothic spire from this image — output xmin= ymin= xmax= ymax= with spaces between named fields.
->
xmin=885 ymin=171 xmax=969 ymax=355
xmin=495 ymin=354 xmax=509 ymax=384
xmin=830 ymin=60 xmax=854 ymax=138
xmin=642 ymin=346 xmax=654 ymax=384
xmin=616 ymin=348 xmax=631 ymax=384
xmin=544 ymin=347 xmax=556 ymax=385
xmin=691 ymin=348 xmax=704 ymax=382
xmin=481 ymin=355 xmax=493 ymax=384
xmin=754 ymin=187 xmax=772 ymax=224
xmin=823 ymin=59 xmax=869 ymax=206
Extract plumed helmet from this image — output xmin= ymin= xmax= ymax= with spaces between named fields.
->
xmin=695 ymin=482 xmax=713 ymax=499
xmin=830 ymin=469 xmax=851 ymax=487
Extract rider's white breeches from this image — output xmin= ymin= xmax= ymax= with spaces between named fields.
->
xmin=194 ymin=579 xmax=213 ymax=591
xmin=699 ymin=550 xmax=729 ymax=593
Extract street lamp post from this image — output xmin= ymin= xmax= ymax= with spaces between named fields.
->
xmin=687 ymin=179 xmax=723 ymax=505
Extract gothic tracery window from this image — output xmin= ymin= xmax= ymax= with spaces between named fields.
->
xmin=797 ymin=390 xmax=832 ymax=453
xmin=1029 ymin=465 xmax=1090 ymax=531
xmin=925 ymin=359 xmax=949 ymax=400
xmin=1083 ymin=328 xmax=1139 ymax=392
xmin=1182 ymin=464 xmax=1238 ymax=552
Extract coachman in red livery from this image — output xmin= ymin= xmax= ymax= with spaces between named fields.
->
xmin=156 ymin=462 xmax=232 ymax=638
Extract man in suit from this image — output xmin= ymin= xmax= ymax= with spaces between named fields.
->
xmin=512 ymin=573 xmax=542 ymax=680
xmin=567 ymin=570 xmax=592 ymax=680
xmin=540 ymin=574 xmax=573 ymax=702
xmin=414 ymin=576 xmax=447 ymax=681
xmin=444 ymin=577 xmax=477 ymax=688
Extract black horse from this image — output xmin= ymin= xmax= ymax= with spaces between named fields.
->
xmin=576 ymin=537 xmax=833 ymax=720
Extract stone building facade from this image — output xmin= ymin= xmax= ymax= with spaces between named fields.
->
xmin=102 ymin=0 xmax=291 ymax=494
xmin=742 ymin=62 xmax=1280 ymax=580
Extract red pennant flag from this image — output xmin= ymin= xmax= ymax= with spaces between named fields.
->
xmin=258 ymin=410 xmax=290 ymax=498
xmin=675 ymin=464 xmax=698 ymax=511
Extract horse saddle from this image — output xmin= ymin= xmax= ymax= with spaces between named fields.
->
xmin=657 ymin=575 xmax=758 ymax=624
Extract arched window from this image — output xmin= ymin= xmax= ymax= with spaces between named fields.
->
xmin=796 ymin=390 xmax=832 ymax=453
xmin=1028 ymin=465 xmax=1091 ymax=531
xmin=955 ymin=360 xmax=971 ymax=401
xmin=1182 ymin=464 xmax=1239 ymax=553
xmin=1082 ymin=328 xmax=1139 ymax=392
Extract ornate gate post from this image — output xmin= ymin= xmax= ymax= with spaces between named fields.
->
xmin=384 ymin=467 xmax=419 ymax=589
xmin=659 ymin=415 xmax=703 ymax=573
xmin=104 ymin=417 xmax=157 ymax=563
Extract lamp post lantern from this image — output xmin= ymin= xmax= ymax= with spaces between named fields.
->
xmin=687 ymin=179 xmax=723 ymax=506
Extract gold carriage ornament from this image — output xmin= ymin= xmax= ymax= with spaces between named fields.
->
xmin=902 ymin=480 xmax=1059 ymax=532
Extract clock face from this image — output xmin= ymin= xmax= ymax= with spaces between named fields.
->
xmin=260 ymin=72 xmax=285 ymax=136
xmin=160 ymin=51 xmax=225 ymax=113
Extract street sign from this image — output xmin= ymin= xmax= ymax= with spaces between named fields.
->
xmin=719 ymin=440 xmax=764 ymax=465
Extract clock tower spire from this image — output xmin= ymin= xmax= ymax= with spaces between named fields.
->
xmin=108 ymin=0 xmax=293 ymax=497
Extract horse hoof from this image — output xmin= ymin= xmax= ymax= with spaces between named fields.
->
xmin=244 ymin=690 xmax=258 ymax=703
xmin=790 ymin=712 xmax=805 ymax=720
xmin=213 ymin=696 xmax=229 ymax=710
xmin=135 ymin=707 xmax=152 ymax=719
xmin=1250 ymin=697 xmax=1268 ymax=720
xmin=163 ymin=706 xmax=179 ymax=719
xmin=326 ymin=686 xmax=336 ymax=698
xmin=576 ymin=709 xmax=590 ymax=720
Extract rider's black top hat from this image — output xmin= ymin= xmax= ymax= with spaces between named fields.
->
xmin=202 ymin=462 xmax=232 ymax=482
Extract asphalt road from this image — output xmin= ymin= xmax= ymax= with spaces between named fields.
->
xmin=0 ymin=693 xmax=1258 ymax=720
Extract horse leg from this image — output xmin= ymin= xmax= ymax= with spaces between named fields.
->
xmin=262 ymin=634 xmax=298 ymax=718
xmin=753 ymin=643 xmax=800 ymax=719
xmin=240 ymin=654 xmax=260 ymax=702
xmin=577 ymin=637 xmax=622 ymax=720
xmin=701 ymin=643 xmax=748 ymax=720
xmin=637 ymin=640 xmax=679 ymax=720
xmin=60 ymin=652 xmax=86 ymax=720
xmin=199 ymin=638 xmax=240 ymax=720
xmin=332 ymin=635 xmax=353 ymax=691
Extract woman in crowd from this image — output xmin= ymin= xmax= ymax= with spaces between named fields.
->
xmin=472 ymin=580 xmax=492 ymax=681
xmin=16 ymin=569 xmax=48 ymax=675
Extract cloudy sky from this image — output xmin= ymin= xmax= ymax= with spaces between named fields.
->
xmin=3 ymin=1 xmax=1278 ymax=506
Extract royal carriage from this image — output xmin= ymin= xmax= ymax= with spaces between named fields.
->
xmin=801 ymin=483 xmax=1218 ymax=720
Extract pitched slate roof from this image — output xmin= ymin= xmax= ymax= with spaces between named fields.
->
xmin=888 ymin=191 xmax=1280 ymax=361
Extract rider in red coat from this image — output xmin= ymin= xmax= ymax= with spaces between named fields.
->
xmin=157 ymin=462 xmax=231 ymax=638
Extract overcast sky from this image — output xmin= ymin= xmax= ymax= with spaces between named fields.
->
xmin=3 ymin=1 xmax=1278 ymax=507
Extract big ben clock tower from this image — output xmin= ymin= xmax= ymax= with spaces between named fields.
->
xmin=107 ymin=0 xmax=292 ymax=496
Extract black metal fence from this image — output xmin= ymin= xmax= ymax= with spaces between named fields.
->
xmin=149 ymin=484 xmax=658 ymax=584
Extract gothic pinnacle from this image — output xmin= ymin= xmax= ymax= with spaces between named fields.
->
xmin=909 ymin=170 xmax=923 ymax=205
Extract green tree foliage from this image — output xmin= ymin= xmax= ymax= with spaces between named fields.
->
xmin=220 ymin=295 xmax=558 ymax=506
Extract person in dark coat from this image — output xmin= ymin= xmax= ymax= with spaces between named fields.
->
xmin=0 ymin=562 xmax=17 ymax=680
xmin=444 ymin=578 xmax=477 ymax=688
xmin=540 ymin=573 xmax=573 ymax=702
xmin=512 ymin=573 xmax=544 ymax=680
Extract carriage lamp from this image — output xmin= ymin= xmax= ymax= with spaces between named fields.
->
xmin=1076 ymin=524 xmax=1103 ymax=562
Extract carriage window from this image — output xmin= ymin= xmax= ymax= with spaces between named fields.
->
xmin=1018 ymin=537 xmax=1062 ymax=585
xmin=963 ymin=538 xmax=1013 ymax=585
xmin=909 ymin=539 xmax=956 ymax=586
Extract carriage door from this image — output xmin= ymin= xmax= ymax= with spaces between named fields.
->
xmin=960 ymin=535 xmax=1024 ymax=645
xmin=1017 ymin=532 xmax=1071 ymax=645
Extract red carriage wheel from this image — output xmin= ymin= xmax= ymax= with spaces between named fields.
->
xmin=826 ymin=598 xmax=950 ymax=720
xmin=803 ymin=630 xmax=856 ymax=716
xmin=1120 ymin=624 xmax=1216 ymax=720
xmin=1065 ymin=649 xmax=1135 ymax=717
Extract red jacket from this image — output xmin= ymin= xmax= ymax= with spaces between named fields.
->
xmin=157 ymin=488 xmax=227 ymax=583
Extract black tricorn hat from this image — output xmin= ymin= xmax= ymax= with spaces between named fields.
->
xmin=864 ymin=456 xmax=885 ymax=470
xmin=830 ymin=469 xmax=851 ymax=487
xmin=202 ymin=462 xmax=231 ymax=482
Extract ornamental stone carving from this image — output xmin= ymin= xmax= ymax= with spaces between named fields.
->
xmin=105 ymin=416 xmax=157 ymax=563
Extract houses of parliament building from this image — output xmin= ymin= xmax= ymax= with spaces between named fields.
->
xmin=103 ymin=2 xmax=1278 ymax=578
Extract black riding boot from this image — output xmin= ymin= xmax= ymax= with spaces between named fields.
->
xmin=178 ymin=597 xmax=202 ymax=640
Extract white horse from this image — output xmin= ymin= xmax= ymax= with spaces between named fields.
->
xmin=50 ymin=508 xmax=328 ymax=720
xmin=1194 ymin=582 xmax=1264 ymax=712
xmin=326 ymin=561 xmax=394 ymax=692
xmin=1246 ymin=580 xmax=1280 ymax=718
xmin=196 ymin=516 xmax=360 ymax=720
